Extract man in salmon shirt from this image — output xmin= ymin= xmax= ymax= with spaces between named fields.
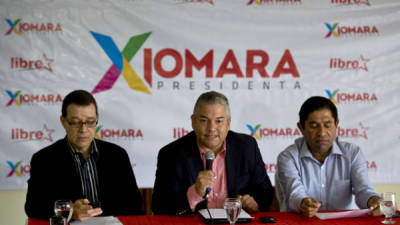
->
xmin=152 ymin=91 xmax=275 ymax=215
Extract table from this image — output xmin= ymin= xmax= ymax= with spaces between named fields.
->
xmin=28 ymin=211 xmax=400 ymax=225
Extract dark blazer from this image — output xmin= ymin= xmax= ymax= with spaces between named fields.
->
xmin=25 ymin=138 xmax=142 ymax=219
xmin=152 ymin=131 xmax=274 ymax=215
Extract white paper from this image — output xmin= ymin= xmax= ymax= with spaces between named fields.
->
xmin=315 ymin=209 xmax=370 ymax=220
xmin=198 ymin=208 xmax=253 ymax=219
xmin=70 ymin=216 xmax=122 ymax=225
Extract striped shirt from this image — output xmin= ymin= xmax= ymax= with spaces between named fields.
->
xmin=67 ymin=138 xmax=100 ymax=203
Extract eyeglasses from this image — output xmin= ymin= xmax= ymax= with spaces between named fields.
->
xmin=66 ymin=120 xmax=98 ymax=128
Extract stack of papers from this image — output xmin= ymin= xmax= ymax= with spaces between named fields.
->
xmin=70 ymin=216 xmax=122 ymax=225
xmin=315 ymin=209 xmax=370 ymax=220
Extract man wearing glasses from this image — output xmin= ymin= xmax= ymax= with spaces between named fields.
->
xmin=25 ymin=90 xmax=142 ymax=221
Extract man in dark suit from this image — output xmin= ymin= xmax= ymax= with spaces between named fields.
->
xmin=25 ymin=90 xmax=142 ymax=221
xmin=152 ymin=91 xmax=274 ymax=215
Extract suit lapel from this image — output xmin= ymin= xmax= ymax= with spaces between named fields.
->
xmin=184 ymin=132 xmax=203 ymax=184
xmin=225 ymin=132 xmax=238 ymax=197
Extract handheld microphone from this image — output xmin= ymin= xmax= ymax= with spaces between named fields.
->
xmin=205 ymin=151 xmax=215 ymax=170
xmin=203 ymin=151 xmax=215 ymax=199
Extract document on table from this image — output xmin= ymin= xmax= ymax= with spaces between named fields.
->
xmin=315 ymin=209 xmax=370 ymax=220
xmin=70 ymin=216 xmax=122 ymax=225
xmin=199 ymin=208 xmax=253 ymax=224
xmin=199 ymin=208 xmax=253 ymax=220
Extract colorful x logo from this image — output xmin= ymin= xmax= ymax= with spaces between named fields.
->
xmin=247 ymin=0 xmax=263 ymax=5
xmin=247 ymin=124 xmax=261 ymax=140
xmin=95 ymin=125 xmax=103 ymax=140
xmin=90 ymin=31 xmax=152 ymax=94
xmin=325 ymin=89 xmax=339 ymax=105
xmin=6 ymin=90 xmax=21 ymax=106
xmin=5 ymin=18 xmax=21 ymax=36
xmin=7 ymin=161 xmax=22 ymax=177
xmin=325 ymin=23 xmax=339 ymax=38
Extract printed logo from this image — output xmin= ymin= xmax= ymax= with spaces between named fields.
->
xmin=367 ymin=160 xmax=377 ymax=170
xmin=95 ymin=125 xmax=143 ymax=140
xmin=11 ymin=124 xmax=55 ymax=142
xmin=337 ymin=122 xmax=369 ymax=139
xmin=173 ymin=127 xmax=190 ymax=139
xmin=265 ymin=163 xmax=277 ymax=173
xmin=144 ymin=48 xmax=301 ymax=91
xmin=325 ymin=23 xmax=339 ymax=38
xmin=6 ymin=160 xmax=30 ymax=177
xmin=6 ymin=90 xmax=62 ymax=107
xmin=248 ymin=0 xmax=302 ymax=5
xmin=90 ymin=31 xmax=152 ymax=94
xmin=6 ymin=90 xmax=21 ymax=106
xmin=174 ymin=0 xmax=214 ymax=4
xmin=329 ymin=55 xmax=370 ymax=71
xmin=5 ymin=18 xmax=21 ymax=35
xmin=330 ymin=0 xmax=371 ymax=6
xmin=247 ymin=124 xmax=301 ymax=140
xmin=10 ymin=53 xmax=54 ymax=72
xmin=92 ymin=31 xmax=301 ymax=92
xmin=248 ymin=122 xmax=369 ymax=140
xmin=325 ymin=22 xmax=379 ymax=38
xmin=247 ymin=124 xmax=261 ymax=140
xmin=4 ymin=18 xmax=62 ymax=35
xmin=325 ymin=89 xmax=377 ymax=104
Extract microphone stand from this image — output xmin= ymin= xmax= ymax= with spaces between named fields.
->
xmin=203 ymin=187 xmax=214 ymax=225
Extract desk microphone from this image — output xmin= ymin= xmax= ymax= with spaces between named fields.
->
xmin=203 ymin=151 xmax=215 ymax=199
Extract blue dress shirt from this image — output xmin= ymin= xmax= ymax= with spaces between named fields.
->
xmin=277 ymin=137 xmax=377 ymax=212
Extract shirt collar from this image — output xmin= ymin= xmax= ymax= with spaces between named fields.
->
xmin=65 ymin=136 xmax=99 ymax=159
xmin=198 ymin=141 xmax=227 ymax=158
xmin=298 ymin=137 xmax=342 ymax=159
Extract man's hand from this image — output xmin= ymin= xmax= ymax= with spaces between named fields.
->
xmin=72 ymin=199 xmax=103 ymax=221
xmin=238 ymin=194 xmax=259 ymax=213
xmin=195 ymin=170 xmax=216 ymax=196
xmin=300 ymin=197 xmax=321 ymax=218
xmin=367 ymin=196 xmax=383 ymax=217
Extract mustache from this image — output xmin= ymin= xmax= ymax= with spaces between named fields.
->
xmin=315 ymin=138 xmax=330 ymax=141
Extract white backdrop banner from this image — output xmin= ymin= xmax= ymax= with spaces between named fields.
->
xmin=0 ymin=0 xmax=399 ymax=189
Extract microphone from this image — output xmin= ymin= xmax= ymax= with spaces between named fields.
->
xmin=205 ymin=151 xmax=215 ymax=170
xmin=203 ymin=151 xmax=215 ymax=199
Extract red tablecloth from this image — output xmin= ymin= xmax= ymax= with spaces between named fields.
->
xmin=28 ymin=211 xmax=400 ymax=225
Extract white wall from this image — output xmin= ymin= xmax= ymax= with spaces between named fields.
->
xmin=0 ymin=190 xmax=27 ymax=225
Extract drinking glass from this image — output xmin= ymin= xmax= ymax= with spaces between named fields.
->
xmin=224 ymin=198 xmax=242 ymax=225
xmin=54 ymin=200 xmax=73 ymax=222
xmin=380 ymin=192 xmax=396 ymax=224
xmin=49 ymin=216 xmax=67 ymax=225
